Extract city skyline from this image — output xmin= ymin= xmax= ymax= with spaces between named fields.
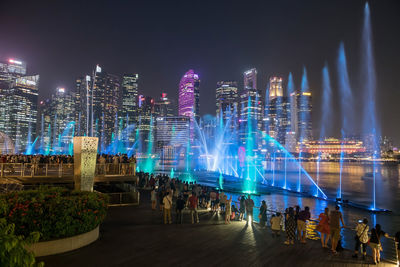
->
xmin=0 ymin=0 xmax=399 ymax=144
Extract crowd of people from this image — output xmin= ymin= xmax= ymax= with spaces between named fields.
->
xmin=137 ymin=172 xmax=399 ymax=265
xmin=0 ymin=154 xmax=137 ymax=176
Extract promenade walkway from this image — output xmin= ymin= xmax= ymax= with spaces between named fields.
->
xmin=41 ymin=191 xmax=396 ymax=267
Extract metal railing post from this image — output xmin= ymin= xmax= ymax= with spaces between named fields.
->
xmin=45 ymin=164 xmax=48 ymax=176
xmin=21 ymin=163 xmax=25 ymax=177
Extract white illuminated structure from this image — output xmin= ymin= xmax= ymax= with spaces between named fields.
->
xmin=73 ymin=137 xmax=99 ymax=191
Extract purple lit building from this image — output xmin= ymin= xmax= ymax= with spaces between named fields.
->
xmin=178 ymin=69 xmax=200 ymax=140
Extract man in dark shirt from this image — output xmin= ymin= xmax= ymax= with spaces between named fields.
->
xmin=175 ymin=195 xmax=185 ymax=224
xmin=297 ymin=206 xmax=311 ymax=243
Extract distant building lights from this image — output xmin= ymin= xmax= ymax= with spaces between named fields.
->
xmin=9 ymin=59 xmax=22 ymax=65
xmin=58 ymin=87 xmax=65 ymax=93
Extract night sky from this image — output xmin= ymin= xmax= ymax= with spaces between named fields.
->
xmin=0 ymin=0 xmax=399 ymax=144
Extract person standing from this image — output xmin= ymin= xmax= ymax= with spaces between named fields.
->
xmin=317 ymin=207 xmax=330 ymax=248
xmin=245 ymin=195 xmax=255 ymax=223
xmin=225 ymin=195 xmax=232 ymax=224
xmin=150 ymin=187 xmax=157 ymax=210
xmin=369 ymin=224 xmax=390 ymax=264
xmin=188 ymin=192 xmax=199 ymax=224
xmin=297 ymin=206 xmax=311 ymax=243
xmin=163 ymin=192 xmax=172 ymax=224
xmin=219 ymin=191 xmax=226 ymax=213
xmin=175 ymin=194 xmax=185 ymax=224
xmin=239 ymin=196 xmax=246 ymax=221
xmin=259 ymin=200 xmax=267 ymax=228
xmin=329 ymin=206 xmax=346 ymax=254
xmin=270 ymin=212 xmax=282 ymax=237
xmin=210 ymin=190 xmax=217 ymax=212
xmin=284 ymin=207 xmax=296 ymax=245
xmin=352 ymin=218 xmax=369 ymax=260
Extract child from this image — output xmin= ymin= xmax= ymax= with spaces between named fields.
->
xmin=270 ymin=212 xmax=282 ymax=237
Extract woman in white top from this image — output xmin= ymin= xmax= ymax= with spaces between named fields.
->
xmin=352 ymin=218 xmax=369 ymax=259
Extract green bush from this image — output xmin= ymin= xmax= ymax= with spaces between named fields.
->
xmin=0 ymin=218 xmax=43 ymax=267
xmin=1 ymin=187 xmax=108 ymax=241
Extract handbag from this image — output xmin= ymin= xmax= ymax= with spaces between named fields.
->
xmin=355 ymin=224 xmax=368 ymax=242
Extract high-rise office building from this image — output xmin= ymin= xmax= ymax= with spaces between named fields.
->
xmin=0 ymin=58 xmax=29 ymax=140
xmin=265 ymin=77 xmax=290 ymax=144
xmin=75 ymin=65 xmax=120 ymax=150
xmin=0 ymin=58 xmax=27 ymax=86
xmin=292 ymin=90 xmax=312 ymax=141
xmin=37 ymin=87 xmax=75 ymax=153
xmin=74 ymin=75 xmax=91 ymax=136
xmin=239 ymin=69 xmax=262 ymax=147
xmin=0 ymin=74 xmax=39 ymax=152
xmin=154 ymin=93 xmax=174 ymax=118
xmin=138 ymin=95 xmax=155 ymax=153
xmin=155 ymin=116 xmax=190 ymax=168
xmin=120 ymin=74 xmax=139 ymax=127
xmin=216 ymin=81 xmax=238 ymax=131
xmin=178 ymin=69 xmax=200 ymax=140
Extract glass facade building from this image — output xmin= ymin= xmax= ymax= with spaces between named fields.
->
xmin=178 ymin=69 xmax=200 ymax=140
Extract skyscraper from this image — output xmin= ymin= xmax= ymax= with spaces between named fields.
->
xmin=154 ymin=93 xmax=174 ymax=118
xmin=265 ymin=77 xmax=290 ymax=144
xmin=138 ymin=95 xmax=155 ymax=153
xmin=239 ymin=69 xmax=262 ymax=147
xmin=77 ymin=65 xmax=120 ymax=151
xmin=293 ymin=91 xmax=312 ymax=141
xmin=74 ymin=75 xmax=91 ymax=136
xmin=216 ymin=81 xmax=238 ymax=131
xmin=155 ymin=116 xmax=190 ymax=168
xmin=178 ymin=69 xmax=200 ymax=140
xmin=244 ymin=68 xmax=257 ymax=90
xmin=38 ymin=87 xmax=75 ymax=154
xmin=0 ymin=74 xmax=39 ymax=152
xmin=120 ymin=74 xmax=139 ymax=127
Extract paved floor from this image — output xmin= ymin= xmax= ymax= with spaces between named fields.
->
xmin=40 ymin=191 xmax=396 ymax=267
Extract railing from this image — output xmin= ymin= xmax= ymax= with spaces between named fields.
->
xmin=0 ymin=163 xmax=135 ymax=178
xmin=232 ymin=200 xmax=398 ymax=264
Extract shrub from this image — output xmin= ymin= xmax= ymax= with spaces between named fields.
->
xmin=1 ymin=187 xmax=108 ymax=241
xmin=0 ymin=218 xmax=43 ymax=267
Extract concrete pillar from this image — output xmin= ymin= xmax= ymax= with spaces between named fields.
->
xmin=73 ymin=137 xmax=98 ymax=191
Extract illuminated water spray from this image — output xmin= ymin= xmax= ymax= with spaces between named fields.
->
xmin=337 ymin=42 xmax=354 ymax=200
xmin=318 ymin=64 xmax=333 ymax=196
xmin=361 ymin=3 xmax=379 ymax=210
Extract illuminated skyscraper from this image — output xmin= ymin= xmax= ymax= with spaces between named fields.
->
xmin=265 ymin=77 xmax=290 ymax=144
xmin=239 ymin=69 xmax=262 ymax=147
xmin=0 ymin=74 xmax=39 ymax=152
xmin=292 ymin=90 xmax=312 ymax=141
xmin=74 ymin=75 xmax=91 ymax=136
xmin=155 ymin=116 xmax=190 ymax=168
xmin=154 ymin=93 xmax=174 ymax=118
xmin=76 ymin=65 xmax=120 ymax=151
xmin=216 ymin=81 xmax=238 ymax=131
xmin=244 ymin=68 xmax=257 ymax=90
xmin=138 ymin=95 xmax=155 ymax=153
xmin=38 ymin=87 xmax=75 ymax=153
xmin=0 ymin=58 xmax=27 ymax=86
xmin=120 ymin=74 xmax=139 ymax=127
xmin=178 ymin=69 xmax=200 ymax=140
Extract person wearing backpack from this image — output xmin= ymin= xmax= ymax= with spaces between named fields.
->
xmin=352 ymin=218 xmax=369 ymax=260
